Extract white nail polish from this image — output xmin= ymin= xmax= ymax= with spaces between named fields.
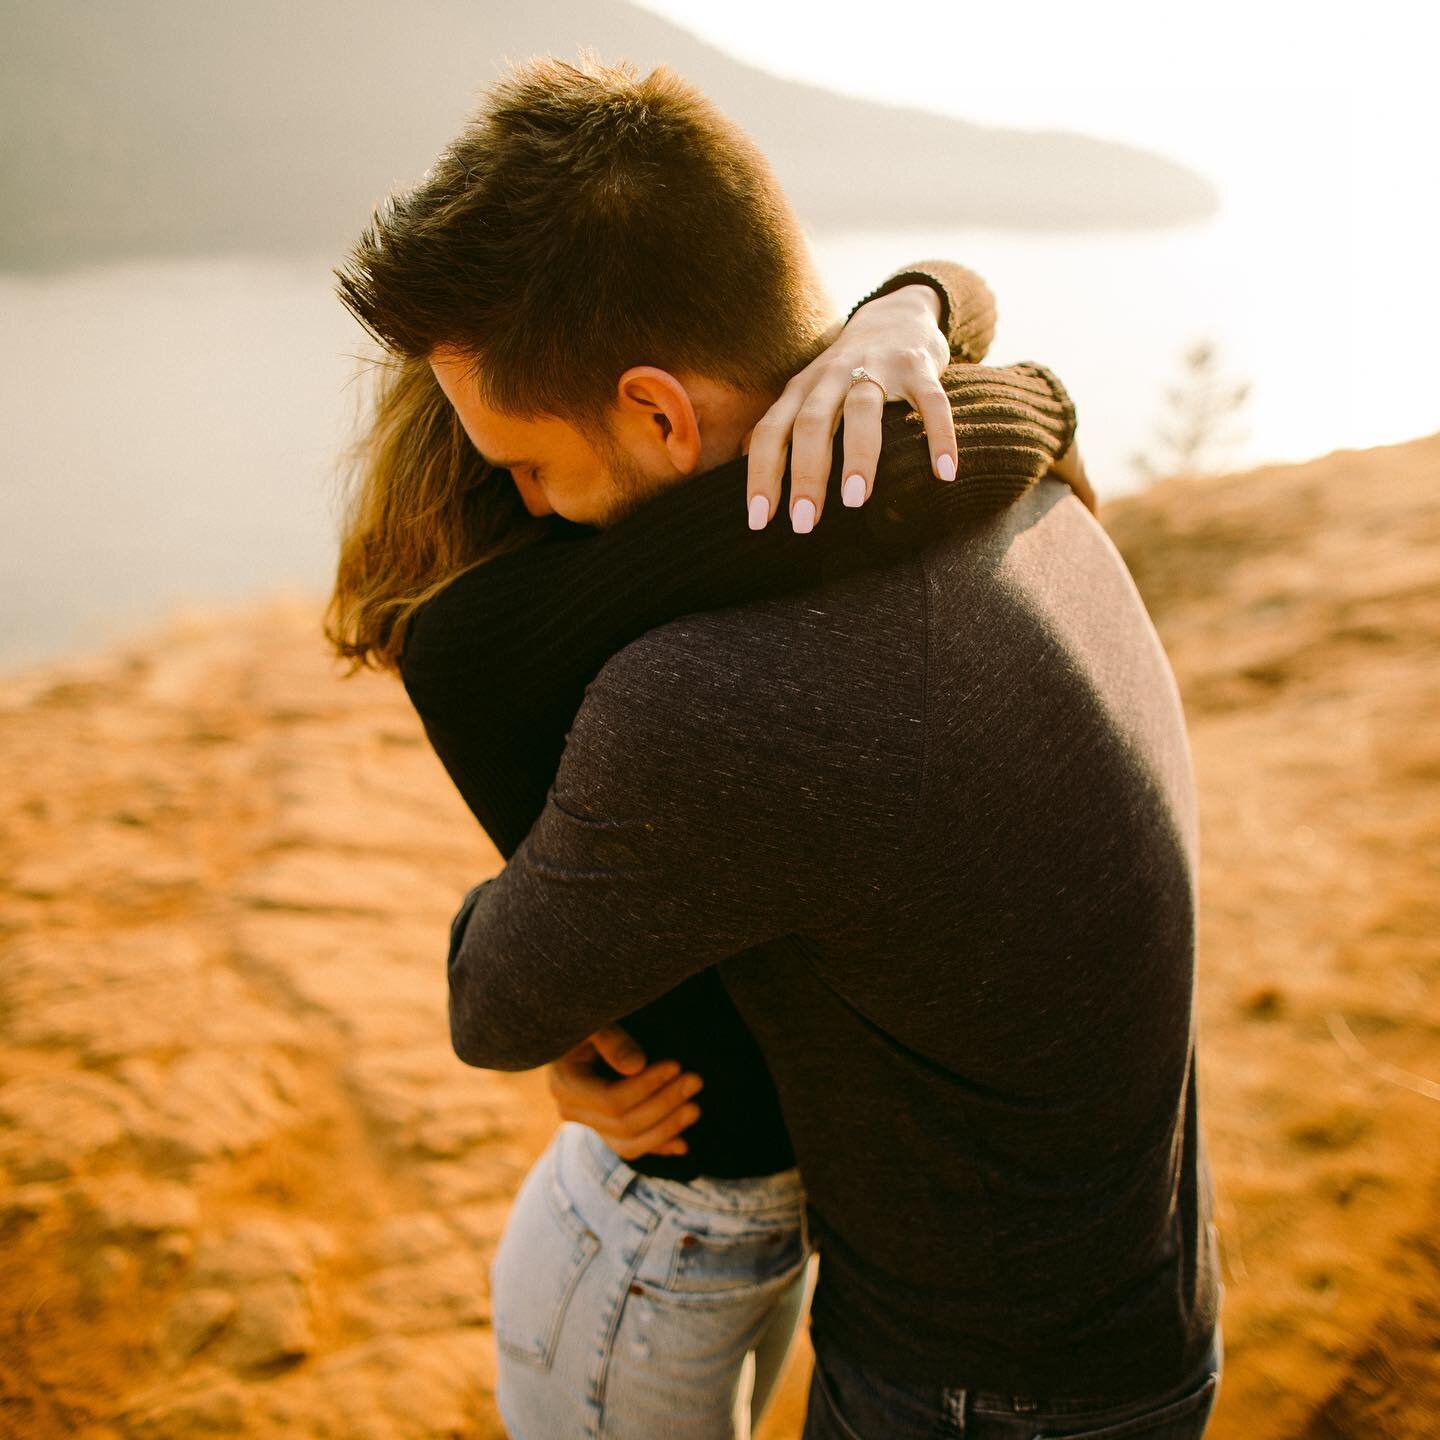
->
xmin=842 ymin=474 xmax=866 ymax=507
xmin=792 ymin=498 xmax=816 ymax=533
xmin=748 ymin=494 xmax=770 ymax=530
xmin=936 ymin=453 xmax=956 ymax=482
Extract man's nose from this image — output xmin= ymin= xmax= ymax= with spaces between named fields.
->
xmin=511 ymin=472 xmax=553 ymax=517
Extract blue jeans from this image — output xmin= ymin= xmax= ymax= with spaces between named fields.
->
xmin=802 ymin=1330 xmax=1222 ymax=1440
xmin=491 ymin=1122 xmax=815 ymax=1439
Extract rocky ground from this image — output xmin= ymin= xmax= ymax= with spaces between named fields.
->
xmin=1 ymin=432 xmax=1437 ymax=1438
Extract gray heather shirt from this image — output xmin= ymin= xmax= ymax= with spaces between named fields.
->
xmin=444 ymin=480 xmax=1220 ymax=1398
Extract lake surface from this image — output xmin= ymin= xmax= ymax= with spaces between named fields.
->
xmin=3 ymin=197 xmax=1434 ymax=673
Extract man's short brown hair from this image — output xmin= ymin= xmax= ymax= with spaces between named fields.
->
xmin=336 ymin=50 xmax=833 ymax=436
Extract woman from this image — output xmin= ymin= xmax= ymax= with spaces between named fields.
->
xmin=327 ymin=258 xmax=1085 ymax=1438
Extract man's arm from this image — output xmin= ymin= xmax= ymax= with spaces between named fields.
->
xmin=442 ymin=629 xmax=877 ymax=1071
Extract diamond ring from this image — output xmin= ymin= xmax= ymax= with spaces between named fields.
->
xmin=848 ymin=365 xmax=890 ymax=401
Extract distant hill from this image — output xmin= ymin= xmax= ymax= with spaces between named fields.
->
xmin=0 ymin=0 xmax=1218 ymax=272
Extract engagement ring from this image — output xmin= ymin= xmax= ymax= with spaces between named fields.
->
xmin=849 ymin=365 xmax=890 ymax=401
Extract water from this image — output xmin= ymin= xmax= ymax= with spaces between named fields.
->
xmin=3 ymin=194 xmax=1435 ymax=672
xmin=0 ymin=255 xmax=364 ymax=672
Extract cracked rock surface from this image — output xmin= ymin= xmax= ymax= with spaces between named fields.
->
xmin=3 ymin=432 xmax=1439 ymax=1439
xmin=0 ymin=596 xmax=544 ymax=1439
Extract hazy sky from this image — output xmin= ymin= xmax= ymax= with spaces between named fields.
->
xmin=629 ymin=1 xmax=1438 ymax=239
xmin=630 ymin=1 xmax=1434 ymax=185
xmin=633 ymin=0 xmax=1439 ymax=452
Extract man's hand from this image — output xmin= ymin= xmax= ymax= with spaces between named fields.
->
xmin=546 ymin=1025 xmax=704 ymax=1161
xmin=743 ymin=283 xmax=960 ymax=534
xmin=1049 ymin=436 xmax=1099 ymax=516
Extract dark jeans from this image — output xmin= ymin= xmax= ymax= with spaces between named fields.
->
xmin=802 ymin=1330 xmax=1222 ymax=1440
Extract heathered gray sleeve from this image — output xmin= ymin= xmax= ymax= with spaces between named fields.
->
xmin=442 ymin=616 xmax=894 ymax=1071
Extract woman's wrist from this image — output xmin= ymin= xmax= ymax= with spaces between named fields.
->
xmin=847 ymin=269 xmax=953 ymax=347
xmin=888 ymin=281 xmax=943 ymax=327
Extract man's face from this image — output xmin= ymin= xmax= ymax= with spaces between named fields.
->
xmin=429 ymin=347 xmax=654 ymax=528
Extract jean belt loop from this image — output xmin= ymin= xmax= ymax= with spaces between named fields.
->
xmin=603 ymin=1163 xmax=635 ymax=1202
xmin=596 ymin=1139 xmax=638 ymax=1202
xmin=573 ymin=1122 xmax=637 ymax=1202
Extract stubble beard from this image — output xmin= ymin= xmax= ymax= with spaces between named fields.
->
xmin=591 ymin=428 xmax=671 ymax=529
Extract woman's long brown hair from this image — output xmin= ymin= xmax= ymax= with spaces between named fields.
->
xmin=324 ymin=354 xmax=549 ymax=675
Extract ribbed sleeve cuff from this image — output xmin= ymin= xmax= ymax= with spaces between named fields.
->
xmin=847 ymin=269 xmax=955 ymax=349
xmin=847 ymin=262 xmax=998 ymax=365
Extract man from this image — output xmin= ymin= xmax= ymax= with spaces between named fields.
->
xmin=337 ymin=52 xmax=1220 ymax=1440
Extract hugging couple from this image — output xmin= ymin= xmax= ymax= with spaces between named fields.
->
xmin=328 ymin=52 xmax=1221 ymax=1440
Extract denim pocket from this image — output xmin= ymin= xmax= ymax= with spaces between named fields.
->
xmin=662 ymin=1218 xmax=805 ymax=1295
xmin=1032 ymin=1371 xmax=1218 ymax=1440
xmin=490 ymin=1164 xmax=600 ymax=1370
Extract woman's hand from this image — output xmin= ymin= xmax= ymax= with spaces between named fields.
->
xmin=546 ymin=1025 xmax=704 ymax=1161
xmin=743 ymin=283 xmax=961 ymax=533
xmin=1050 ymin=436 xmax=1099 ymax=516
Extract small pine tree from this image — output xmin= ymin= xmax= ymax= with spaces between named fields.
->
xmin=1131 ymin=340 xmax=1251 ymax=483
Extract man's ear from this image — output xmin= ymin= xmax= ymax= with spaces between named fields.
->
xmin=613 ymin=366 xmax=701 ymax=473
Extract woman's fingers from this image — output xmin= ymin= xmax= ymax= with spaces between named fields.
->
xmin=786 ymin=372 xmax=852 ymax=531
xmin=744 ymin=349 xmax=957 ymax=530
xmin=585 ymin=1071 xmax=703 ymax=1158
xmin=587 ymin=1023 xmax=648 ymax=1076
xmin=839 ymin=363 xmax=955 ymax=506
xmin=546 ymin=1053 xmax=704 ymax=1147
xmin=1048 ymin=435 xmax=1099 ymax=515
xmin=615 ymin=1070 xmax=704 ymax=1140
xmin=837 ymin=374 xmax=889 ymax=506
xmin=609 ymin=1101 xmax=705 ymax=1161
xmin=744 ymin=378 xmax=806 ymax=531
xmin=908 ymin=367 xmax=960 ymax=483
xmin=546 ymin=1053 xmax=680 ymax=1121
